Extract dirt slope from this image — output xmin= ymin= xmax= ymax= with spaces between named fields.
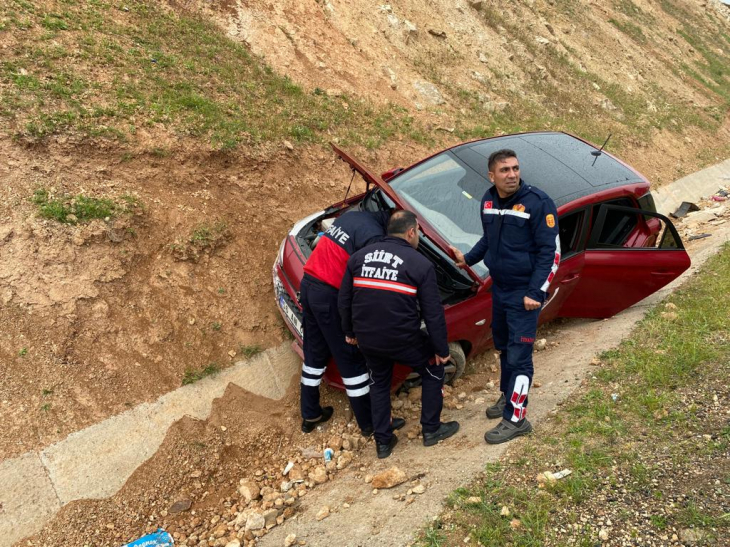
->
xmin=1 ymin=0 xmax=729 ymax=461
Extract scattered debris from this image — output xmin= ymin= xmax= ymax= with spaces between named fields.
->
xmin=537 ymin=468 xmax=572 ymax=485
xmin=500 ymin=505 xmax=511 ymax=516
xmin=670 ymin=201 xmax=700 ymax=219
xmin=285 ymin=533 xmax=298 ymax=547
xmin=123 ymin=529 xmax=173 ymax=547
xmin=315 ymin=506 xmax=331 ymax=521
xmin=371 ymin=467 xmax=408 ymax=489
xmin=534 ymin=338 xmax=547 ymax=351
xmin=168 ymin=499 xmax=192 ymax=514
xmin=688 ymin=233 xmax=711 ymax=241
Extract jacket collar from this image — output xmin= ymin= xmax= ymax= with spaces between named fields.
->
xmin=381 ymin=235 xmax=413 ymax=248
xmin=489 ymin=179 xmax=528 ymax=207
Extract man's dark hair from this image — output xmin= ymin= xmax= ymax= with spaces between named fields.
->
xmin=387 ymin=210 xmax=417 ymax=236
xmin=488 ymin=149 xmax=518 ymax=172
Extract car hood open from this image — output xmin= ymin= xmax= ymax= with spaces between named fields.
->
xmin=331 ymin=143 xmax=484 ymax=285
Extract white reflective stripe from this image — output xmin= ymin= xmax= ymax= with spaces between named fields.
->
xmin=540 ymin=235 xmax=562 ymax=292
xmin=342 ymin=373 xmax=370 ymax=386
xmin=482 ymin=208 xmax=531 ymax=219
xmin=353 ymin=278 xmax=417 ymax=294
xmin=302 ymin=364 xmax=326 ymax=376
xmin=502 ymin=209 xmax=531 ymax=219
xmin=346 ymin=385 xmax=370 ymax=397
xmin=301 ymin=377 xmax=322 ymax=387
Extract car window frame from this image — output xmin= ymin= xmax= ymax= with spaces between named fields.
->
xmin=587 ymin=204 xmax=685 ymax=250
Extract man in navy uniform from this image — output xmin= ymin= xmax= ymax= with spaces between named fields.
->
xmin=339 ymin=210 xmax=459 ymax=458
xmin=452 ymin=149 xmax=560 ymax=444
xmin=299 ymin=210 xmax=391 ymax=435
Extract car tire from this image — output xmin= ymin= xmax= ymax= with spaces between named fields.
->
xmin=444 ymin=342 xmax=466 ymax=385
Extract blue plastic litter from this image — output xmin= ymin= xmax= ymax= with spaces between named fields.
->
xmin=123 ymin=529 xmax=174 ymax=547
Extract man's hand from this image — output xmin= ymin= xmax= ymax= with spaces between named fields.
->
xmin=523 ymin=296 xmax=542 ymax=310
xmin=450 ymin=246 xmax=466 ymax=268
xmin=434 ymin=354 xmax=452 ymax=366
xmin=345 ymin=336 xmax=358 ymax=346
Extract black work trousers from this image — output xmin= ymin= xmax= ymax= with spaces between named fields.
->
xmin=300 ymin=275 xmax=372 ymax=431
xmin=361 ymin=338 xmax=444 ymax=445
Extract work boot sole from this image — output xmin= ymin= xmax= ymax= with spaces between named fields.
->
xmin=485 ymin=419 xmax=532 ymax=445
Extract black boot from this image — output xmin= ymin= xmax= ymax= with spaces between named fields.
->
xmin=422 ymin=421 xmax=460 ymax=447
xmin=301 ymin=406 xmax=334 ymax=433
xmin=376 ymin=434 xmax=398 ymax=459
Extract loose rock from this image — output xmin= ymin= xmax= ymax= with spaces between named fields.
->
xmin=371 ymin=467 xmax=408 ymax=489
xmin=316 ymin=506 xmax=331 ymax=521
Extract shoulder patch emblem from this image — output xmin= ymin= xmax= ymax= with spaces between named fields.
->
xmin=483 ymin=201 xmax=493 ymax=211
xmin=546 ymin=214 xmax=556 ymax=228
xmin=512 ymin=204 xmax=525 ymax=212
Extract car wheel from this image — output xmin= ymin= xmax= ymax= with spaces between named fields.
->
xmin=444 ymin=342 xmax=466 ymax=385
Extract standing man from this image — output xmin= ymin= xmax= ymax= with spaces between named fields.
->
xmin=452 ymin=149 xmax=559 ymax=444
xmin=299 ymin=209 xmax=389 ymax=435
xmin=339 ymin=210 xmax=459 ymax=459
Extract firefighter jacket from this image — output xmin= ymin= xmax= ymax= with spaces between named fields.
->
xmin=303 ymin=210 xmax=388 ymax=289
xmin=464 ymin=180 xmax=560 ymax=302
xmin=339 ymin=236 xmax=449 ymax=358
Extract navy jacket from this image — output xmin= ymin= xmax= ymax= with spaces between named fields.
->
xmin=304 ymin=211 xmax=388 ymax=289
xmin=339 ymin=236 xmax=449 ymax=358
xmin=464 ymin=181 xmax=560 ymax=301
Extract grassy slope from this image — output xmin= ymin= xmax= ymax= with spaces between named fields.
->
xmin=0 ymin=0 xmax=427 ymax=149
xmin=419 ymin=244 xmax=730 ymax=546
xmin=0 ymin=0 xmax=728 ymax=157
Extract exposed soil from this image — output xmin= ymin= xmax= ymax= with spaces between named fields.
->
xmin=2 ymin=0 xmax=730 ymax=461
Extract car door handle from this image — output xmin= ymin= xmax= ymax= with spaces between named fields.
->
xmin=651 ymin=271 xmax=675 ymax=277
xmin=560 ymin=274 xmax=580 ymax=284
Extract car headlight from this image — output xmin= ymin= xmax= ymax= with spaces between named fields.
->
xmin=277 ymin=238 xmax=286 ymax=267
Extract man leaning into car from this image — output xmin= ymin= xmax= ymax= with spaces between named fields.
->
xmin=298 ymin=209 xmax=390 ymax=435
xmin=340 ymin=210 xmax=460 ymax=459
xmin=452 ymin=149 xmax=560 ymax=444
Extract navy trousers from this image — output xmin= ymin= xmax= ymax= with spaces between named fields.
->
xmin=491 ymin=285 xmax=541 ymax=422
xmin=361 ymin=338 xmax=444 ymax=445
xmin=300 ymin=275 xmax=372 ymax=431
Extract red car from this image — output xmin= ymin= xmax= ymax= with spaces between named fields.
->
xmin=273 ymin=132 xmax=691 ymax=389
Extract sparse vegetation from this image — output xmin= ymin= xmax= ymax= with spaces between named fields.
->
xmin=31 ymin=188 xmax=141 ymax=224
xmin=182 ymin=363 xmax=221 ymax=385
xmin=0 ymin=0 xmax=427 ymax=148
xmin=419 ymin=244 xmax=730 ymax=545
xmin=18 ymin=347 xmax=28 ymax=357
xmin=238 ymin=344 xmax=263 ymax=359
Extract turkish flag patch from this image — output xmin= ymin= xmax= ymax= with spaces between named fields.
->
xmin=483 ymin=201 xmax=493 ymax=211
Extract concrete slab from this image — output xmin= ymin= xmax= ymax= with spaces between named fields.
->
xmin=0 ymin=453 xmax=60 ymax=546
xmin=653 ymin=158 xmax=730 ymax=215
xmin=39 ymin=346 xmax=298 ymax=504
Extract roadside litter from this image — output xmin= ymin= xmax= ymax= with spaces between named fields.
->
xmin=670 ymin=201 xmax=700 ymax=219
xmin=123 ymin=529 xmax=174 ymax=547
xmin=537 ymin=469 xmax=572 ymax=486
xmin=688 ymin=233 xmax=712 ymax=241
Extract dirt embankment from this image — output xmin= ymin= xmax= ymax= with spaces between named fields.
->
xmin=1 ymin=0 xmax=730 ymax=460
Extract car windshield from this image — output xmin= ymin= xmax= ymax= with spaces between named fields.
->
xmin=389 ymin=152 xmax=490 ymax=278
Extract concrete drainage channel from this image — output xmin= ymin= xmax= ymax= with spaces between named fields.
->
xmin=1 ymin=158 xmax=729 ymax=547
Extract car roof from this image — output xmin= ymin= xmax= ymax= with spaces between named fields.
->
xmin=449 ymin=132 xmax=645 ymax=208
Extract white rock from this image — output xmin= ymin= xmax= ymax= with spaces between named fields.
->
xmin=245 ymin=512 xmax=265 ymax=531
xmin=285 ymin=533 xmax=297 ymax=547
xmin=316 ymin=506 xmax=330 ymax=521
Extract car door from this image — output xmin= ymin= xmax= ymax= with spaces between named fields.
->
xmin=559 ymin=204 xmax=691 ymax=318
xmin=538 ymin=208 xmax=588 ymax=323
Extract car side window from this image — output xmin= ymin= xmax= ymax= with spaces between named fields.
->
xmin=558 ymin=210 xmax=585 ymax=259
xmin=590 ymin=198 xmax=638 ymax=247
